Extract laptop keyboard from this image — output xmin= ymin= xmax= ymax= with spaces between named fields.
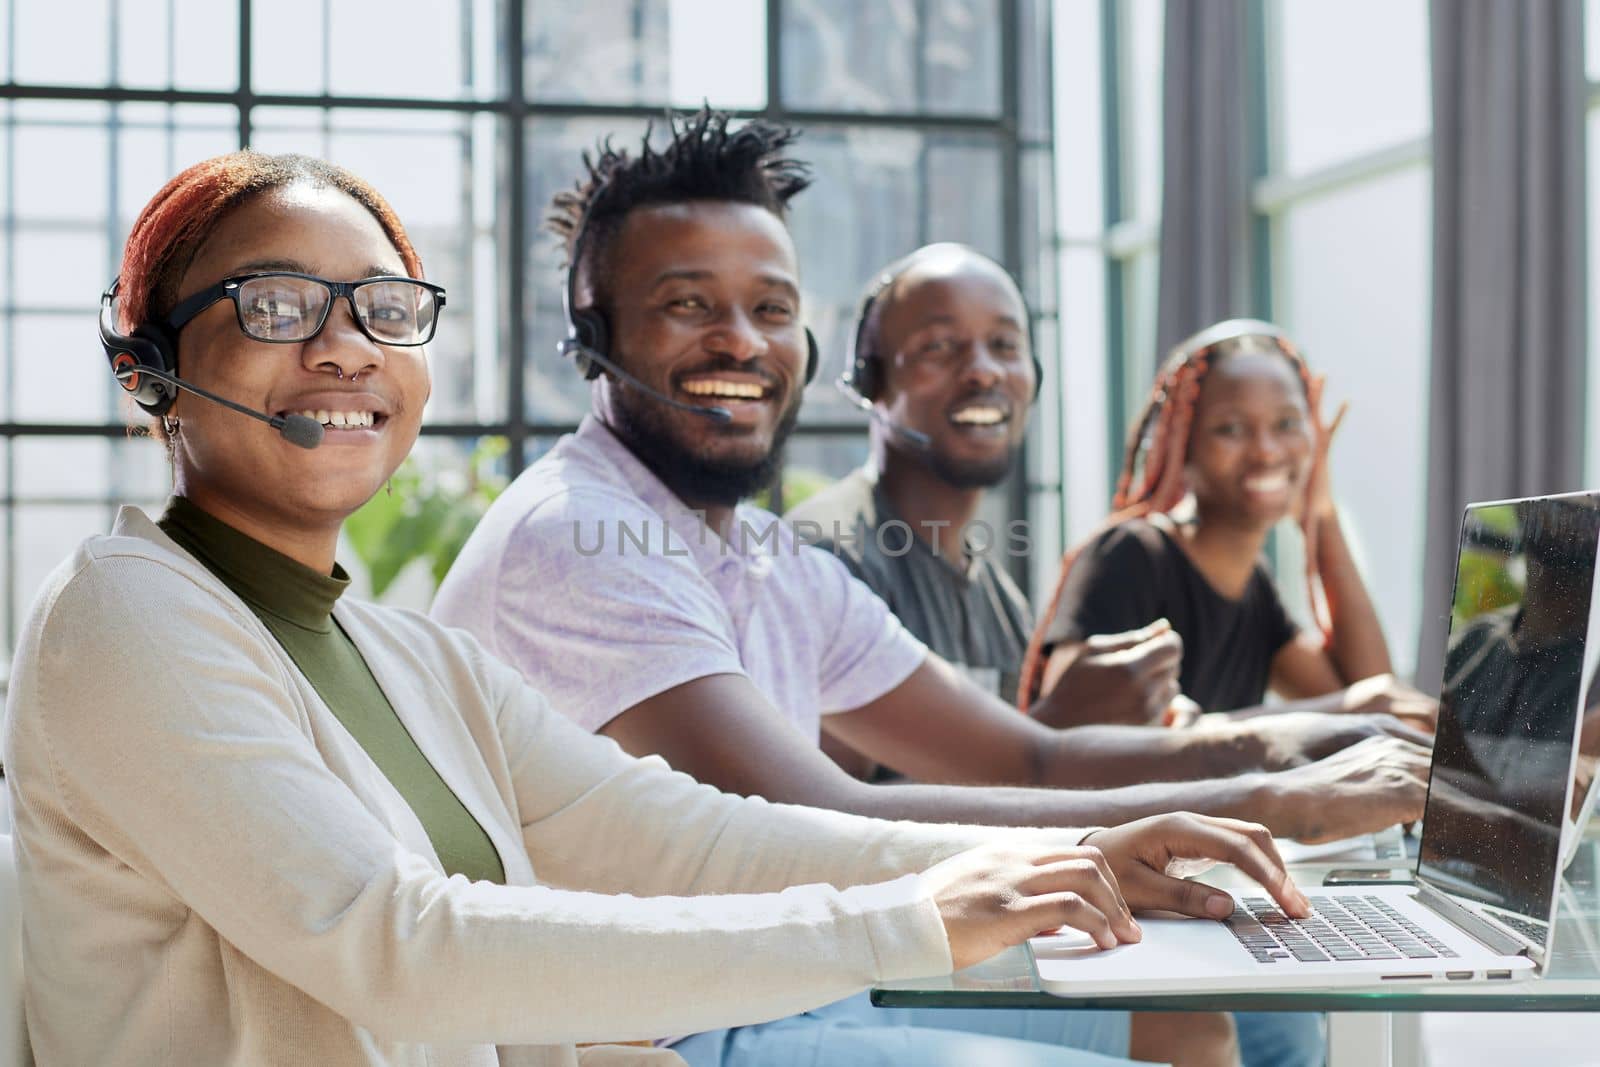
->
xmin=1227 ymin=895 xmax=1460 ymax=964
xmin=1493 ymin=912 xmax=1548 ymax=944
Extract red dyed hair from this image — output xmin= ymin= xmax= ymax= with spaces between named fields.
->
xmin=117 ymin=150 xmax=424 ymax=336
xmin=1017 ymin=322 xmax=1329 ymax=709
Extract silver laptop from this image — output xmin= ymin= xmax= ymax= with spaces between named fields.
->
xmin=1031 ymin=492 xmax=1600 ymax=994
xmin=1560 ymin=659 xmax=1600 ymax=870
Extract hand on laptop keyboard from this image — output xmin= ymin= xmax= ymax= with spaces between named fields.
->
xmin=1226 ymin=895 xmax=1459 ymax=964
xmin=1262 ymin=736 xmax=1432 ymax=842
xmin=1081 ymin=812 xmax=1312 ymax=920
xmin=919 ymin=840 xmax=1140 ymax=970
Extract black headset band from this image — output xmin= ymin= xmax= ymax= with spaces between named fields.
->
xmin=559 ymin=185 xmax=817 ymax=386
xmin=843 ymin=255 xmax=1043 ymax=404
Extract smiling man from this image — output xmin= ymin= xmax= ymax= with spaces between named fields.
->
xmin=432 ymin=109 xmax=1430 ymax=1067
xmin=792 ymin=244 xmax=1185 ymax=723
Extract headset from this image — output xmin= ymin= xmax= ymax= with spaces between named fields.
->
xmin=97 ymin=278 xmax=324 ymax=449
xmin=557 ymin=193 xmax=819 ymax=389
xmin=837 ymin=252 xmax=1044 ymax=407
xmin=99 ymin=280 xmax=180 ymax=416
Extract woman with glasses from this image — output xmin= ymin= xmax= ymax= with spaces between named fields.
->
xmin=3 ymin=151 xmax=1279 ymax=1066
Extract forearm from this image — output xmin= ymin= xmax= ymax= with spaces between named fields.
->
xmin=1037 ymin=721 xmax=1270 ymax=786
xmin=528 ymin=751 xmax=1045 ymax=896
xmin=1314 ymin=510 xmax=1393 ymax=681
xmin=840 ymin=769 xmax=1280 ymax=833
xmin=1213 ymin=693 xmax=1342 ymax=721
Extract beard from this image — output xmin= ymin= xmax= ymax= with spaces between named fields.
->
xmin=925 ymin=443 xmax=1021 ymax=490
xmin=611 ymin=384 xmax=803 ymax=507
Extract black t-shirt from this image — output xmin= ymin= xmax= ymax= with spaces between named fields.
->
xmin=1040 ymin=518 xmax=1299 ymax=712
xmin=788 ymin=468 xmax=1033 ymax=706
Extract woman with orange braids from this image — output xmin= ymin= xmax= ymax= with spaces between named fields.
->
xmin=1020 ymin=319 xmax=1436 ymax=730
xmin=5 ymin=150 xmax=1282 ymax=1066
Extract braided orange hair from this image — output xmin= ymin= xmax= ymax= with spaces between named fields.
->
xmin=1017 ymin=319 xmax=1330 ymax=709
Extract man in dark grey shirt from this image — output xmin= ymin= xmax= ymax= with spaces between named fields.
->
xmin=793 ymin=464 xmax=1034 ymax=703
xmin=790 ymin=244 xmax=1184 ymax=749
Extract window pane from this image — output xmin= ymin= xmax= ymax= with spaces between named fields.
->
xmin=1274 ymin=165 xmax=1431 ymax=677
xmin=1118 ymin=0 xmax=1162 ymax=222
xmin=1587 ymin=0 xmax=1600 ymax=79
xmin=788 ymin=127 xmax=1003 ymax=423
xmin=251 ymin=108 xmax=507 ymax=425
xmin=1020 ymin=146 xmax=1057 ymax=315
xmin=115 ymin=103 xmax=241 ymax=222
xmin=1057 ymin=246 xmax=1109 ymax=542
xmin=781 ymin=0 xmax=1000 ymax=115
xmin=6 ymin=0 xmax=237 ymax=90
xmin=1270 ymin=0 xmax=1429 ymax=176
xmin=525 ymin=0 xmax=766 ymax=108
xmin=1026 ymin=314 xmax=1061 ymax=486
xmin=522 ymin=116 xmax=652 ymax=423
xmin=12 ymin=0 xmax=109 ymax=87
xmin=1018 ymin=0 xmax=1052 ymax=141
xmin=253 ymin=0 xmax=499 ymax=100
xmin=0 ymin=102 xmax=236 ymax=422
xmin=1589 ymin=0 xmax=1600 ymax=80
xmin=12 ymin=315 xmax=126 ymax=424
xmin=7 ymin=100 xmax=233 ymax=233
xmin=12 ymin=232 xmax=107 ymax=310
xmin=120 ymin=0 xmax=239 ymax=91
xmin=1118 ymin=248 xmax=1159 ymax=410
xmin=13 ymin=437 xmax=168 ymax=502
xmin=1053 ymin=0 xmax=1103 ymax=241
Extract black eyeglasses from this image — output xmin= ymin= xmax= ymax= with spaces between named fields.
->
xmin=166 ymin=271 xmax=447 ymax=347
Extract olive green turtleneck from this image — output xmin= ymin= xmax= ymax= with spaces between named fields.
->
xmin=159 ymin=496 xmax=505 ymax=885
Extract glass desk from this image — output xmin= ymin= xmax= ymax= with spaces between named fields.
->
xmin=874 ymin=841 xmax=1600 ymax=1066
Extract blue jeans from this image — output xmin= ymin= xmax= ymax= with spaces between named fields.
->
xmin=1236 ymin=1011 xmax=1326 ymax=1067
xmin=672 ymin=992 xmax=1135 ymax=1067
xmin=673 ymin=996 xmax=1325 ymax=1067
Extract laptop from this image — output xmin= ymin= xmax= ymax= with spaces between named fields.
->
xmin=1273 ymin=824 xmax=1408 ymax=866
xmin=1031 ymin=491 xmax=1600 ymax=994
xmin=1560 ymin=659 xmax=1600 ymax=870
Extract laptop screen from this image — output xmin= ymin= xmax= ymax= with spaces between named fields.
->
xmin=1417 ymin=494 xmax=1600 ymax=925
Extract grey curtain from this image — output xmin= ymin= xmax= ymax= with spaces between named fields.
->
xmin=1418 ymin=0 xmax=1587 ymax=692
xmin=1154 ymin=0 xmax=1252 ymax=363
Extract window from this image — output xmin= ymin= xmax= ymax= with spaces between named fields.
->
xmin=1261 ymin=0 xmax=1431 ymax=676
xmin=0 ymin=0 xmax=1049 ymax=687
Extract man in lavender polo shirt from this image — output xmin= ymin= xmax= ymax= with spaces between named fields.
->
xmin=434 ymin=109 xmax=1430 ymax=1067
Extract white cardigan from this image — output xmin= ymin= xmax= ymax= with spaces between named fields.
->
xmin=3 ymin=508 xmax=1088 ymax=1066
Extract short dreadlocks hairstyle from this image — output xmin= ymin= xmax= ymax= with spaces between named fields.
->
xmin=1017 ymin=319 xmax=1328 ymax=709
xmin=546 ymin=107 xmax=812 ymax=311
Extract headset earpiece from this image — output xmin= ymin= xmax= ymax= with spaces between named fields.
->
xmin=803 ymin=327 xmax=819 ymax=385
xmin=99 ymin=284 xmax=179 ymax=416
xmin=842 ymin=272 xmax=1042 ymax=404
xmin=565 ymin=306 xmax=611 ymax=380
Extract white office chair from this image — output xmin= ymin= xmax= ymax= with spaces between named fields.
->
xmin=0 ymin=833 xmax=33 ymax=1066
